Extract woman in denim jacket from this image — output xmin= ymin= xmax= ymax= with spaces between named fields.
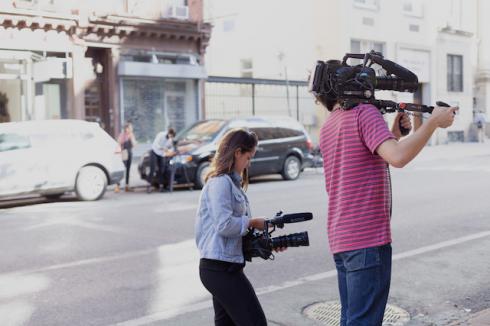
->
xmin=195 ymin=128 xmax=268 ymax=326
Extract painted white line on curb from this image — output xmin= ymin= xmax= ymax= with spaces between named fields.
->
xmin=113 ymin=230 xmax=490 ymax=326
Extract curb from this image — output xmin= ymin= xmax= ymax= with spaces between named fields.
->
xmin=467 ymin=308 xmax=490 ymax=325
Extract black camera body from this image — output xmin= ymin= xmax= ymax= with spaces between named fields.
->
xmin=309 ymin=51 xmax=419 ymax=101
xmin=242 ymin=211 xmax=313 ymax=262
xmin=308 ymin=51 xmax=443 ymax=117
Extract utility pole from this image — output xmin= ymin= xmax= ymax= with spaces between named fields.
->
xmin=278 ymin=51 xmax=292 ymax=117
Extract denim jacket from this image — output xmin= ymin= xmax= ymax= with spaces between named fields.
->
xmin=195 ymin=172 xmax=251 ymax=263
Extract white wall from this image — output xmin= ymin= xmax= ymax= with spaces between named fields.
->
xmin=204 ymin=0 xmax=488 ymax=142
xmin=204 ymin=0 xmax=316 ymax=80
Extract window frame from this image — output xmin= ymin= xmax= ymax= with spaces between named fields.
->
xmin=402 ymin=0 xmax=424 ymax=18
xmin=353 ymin=0 xmax=379 ymax=11
xmin=447 ymin=54 xmax=463 ymax=92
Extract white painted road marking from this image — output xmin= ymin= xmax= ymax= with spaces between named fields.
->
xmin=2 ymin=231 xmax=488 ymax=326
xmin=113 ymin=230 xmax=490 ymax=326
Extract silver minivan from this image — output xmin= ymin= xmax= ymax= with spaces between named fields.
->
xmin=0 ymin=120 xmax=125 ymax=201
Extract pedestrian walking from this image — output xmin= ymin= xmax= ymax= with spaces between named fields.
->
xmin=115 ymin=122 xmax=137 ymax=192
xmin=195 ymin=128 xmax=270 ymax=326
xmin=475 ymin=110 xmax=487 ymax=143
xmin=0 ymin=92 xmax=10 ymax=123
xmin=313 ymin=90 xmax=457 ymax=325
xmin=148 ymin=127 xmax=176 ymax=193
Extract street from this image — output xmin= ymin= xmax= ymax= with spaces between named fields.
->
xmin=1 ymin=143 xmax=489 ymax=326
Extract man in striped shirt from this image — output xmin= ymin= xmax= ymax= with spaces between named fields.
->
xmin=318 ymin=97 xmax=457 ymax=325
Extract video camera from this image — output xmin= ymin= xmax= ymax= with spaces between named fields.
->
xmin=242 ymin=211 xmax=312 ymax=262
xmin=309 ymin=51 xmax=450 ymax=117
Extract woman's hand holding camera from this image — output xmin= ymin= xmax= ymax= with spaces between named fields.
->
xmin=248 ymin=218 xmax=288 ymax=253
xmin=249 ymin=217 xmax=267 ymax=230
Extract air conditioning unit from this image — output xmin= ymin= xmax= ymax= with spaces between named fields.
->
xmin=166 ymin=5 xmax=189 ymax=19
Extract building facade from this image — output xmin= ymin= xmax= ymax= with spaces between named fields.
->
xmin=314 ymin=0 xmax=483 ymax=144
xmin=203 ymin=0 xmax=318 ymax=140
xmin=205 ymin=0 xmax=490 ymax=143
xmin=0 ymin=0 xmax=211 ymax=142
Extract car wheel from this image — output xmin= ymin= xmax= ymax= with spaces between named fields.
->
xmin=44 ymin=193 xmax=64 ymax=200
xmin=75 ymin=166 xmax=107 ymax=201
xmin=281 ymin=156 xmax=301 ymax=180
xmin=194 ymin=161 xmax=211 ymax=189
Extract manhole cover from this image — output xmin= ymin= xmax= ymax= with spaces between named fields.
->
xmin=304 ymin=301 xmax=410 ymax=325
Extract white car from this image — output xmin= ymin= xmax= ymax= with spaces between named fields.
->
xmin=0 ymin=120 xmax=125 ymax=201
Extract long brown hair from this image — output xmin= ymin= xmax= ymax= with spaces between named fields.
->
xmin=205 ymin=128 xmax=258 ymax=189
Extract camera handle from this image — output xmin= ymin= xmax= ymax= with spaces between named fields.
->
xmin=381 ymin=100 xmax=451 ymax=136
xmin=343 ymin=99 xmax=451 ymax=136
xmin=397 ymin=112 xmax=411 ymax=136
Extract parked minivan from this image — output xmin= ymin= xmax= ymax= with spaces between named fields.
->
xmin=138 ymin=116 xmax=315 ymax=189
xmin=0 ymin=120 xmax=125 ymax=201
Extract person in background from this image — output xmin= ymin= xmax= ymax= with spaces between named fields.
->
xmin=115 ymin=122 xmax=137 ymax=192
xmin=163 ymin=130 xmax=178 ymax=192
xmin=0 ymin=92 xmax=10 ymax=123
xmin=148 ymin=127 xmax=176 ymax=193
xmin=475 ymin=110 xmax=487 ymax=143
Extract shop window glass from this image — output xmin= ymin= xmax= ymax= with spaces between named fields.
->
xmin=123 ymin=79 xmax=165 ymax=143
xmin=123 ymin=79 xmax=187 ymax=143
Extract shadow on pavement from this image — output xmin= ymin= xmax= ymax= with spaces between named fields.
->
xmin=0 ymin=195 xmax=79 ymax=209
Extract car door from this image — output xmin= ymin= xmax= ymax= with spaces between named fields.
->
xmin=29 ymin=131 xmax=80 ymax=190
xmin=249 ymin=127 xmax=281 ymax=175
xmin=0 ymin=132 xmax=36 ymax=196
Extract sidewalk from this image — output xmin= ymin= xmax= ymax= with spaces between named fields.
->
xmin=410 ymin=141 xmax=490 ymax=163
xmin=467 ymin=308 xmax=490 ymax=325
xmin=453 ymin=307 xmax=490 ymax=325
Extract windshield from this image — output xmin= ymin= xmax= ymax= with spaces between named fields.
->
xmin=176 ymin=120 xmax=226 ymax=143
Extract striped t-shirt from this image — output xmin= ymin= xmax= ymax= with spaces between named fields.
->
xmin=319 ymin=104 xmax=395 ymax=254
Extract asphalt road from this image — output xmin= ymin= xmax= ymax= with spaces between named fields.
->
xmin=0 ymin=143 xmax=489 ymax=326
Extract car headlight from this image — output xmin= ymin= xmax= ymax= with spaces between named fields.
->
xmin=170 ymin=155 xmax=193 ymax=165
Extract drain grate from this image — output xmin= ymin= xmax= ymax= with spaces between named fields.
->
xmin=304 ymin=301 xmax=410 ymax=326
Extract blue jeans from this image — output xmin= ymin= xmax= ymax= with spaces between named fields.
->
xmin=333 ymin=243 xmax=392 ymax=326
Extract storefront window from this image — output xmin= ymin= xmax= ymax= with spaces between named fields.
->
xmin=122 ymin=79 xmax=166 ymax=143
xmin=0 ymin=58 xmax=27 ymax=122
xmin=122 ymin=78 xmax=195 ymax=143
xmin=165 ymin=80 xmax=187 ymax=132
xmin=0 ymin=80 xmax=26 ymax=122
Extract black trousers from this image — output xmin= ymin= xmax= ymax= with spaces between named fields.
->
xmin=199 ymin=259 xmax=267 ymax=326
xmin=149 ymin=151 xmax=167 ymax=186
xmin=123 ymin=152 xmax=132 ymax=185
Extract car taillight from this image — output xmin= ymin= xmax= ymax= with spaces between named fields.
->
xmin=306 ymin=139 xmax=313 ymax=151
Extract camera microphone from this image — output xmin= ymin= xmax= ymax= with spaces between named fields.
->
xmin=269 ymin=212 xmax=313 ymax=228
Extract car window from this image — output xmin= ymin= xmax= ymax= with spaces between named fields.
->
xmin=274 ymin=127 xmax=304 ymax=138
xmin=0 ymin=133 xmax=31 ymax=152
xmin=177 ymin=120 xmax=226 ymax=142
xmin=253 ymin=127 xmax=303 ymax=140
xmin=249 ymin=127 xmax=274 ymax=141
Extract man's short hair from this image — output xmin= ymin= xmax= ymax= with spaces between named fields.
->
xmin=315 ymin=94 xmax=339 ymax=112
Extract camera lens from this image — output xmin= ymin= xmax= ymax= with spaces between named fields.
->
xmin=270 ymin=232 xmax=309 ymax=249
